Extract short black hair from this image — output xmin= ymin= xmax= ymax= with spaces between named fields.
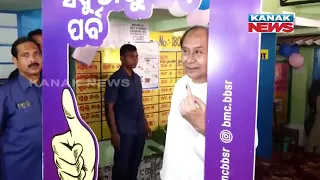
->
xmin=120 ymin=44 xmax=137 ymax=56
xmin=180 ymin=25 xmax=208 ymax=47
xmin=8 ymin=68 xmax=19 ymax=80
xmin=11 ymin=37 xmax=40 ymax=58
xmin=27 ymin=29 xmax=42 ymax=39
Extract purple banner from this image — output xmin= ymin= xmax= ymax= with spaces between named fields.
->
xmin=205 ymin=1 xmax=261 ymax=180
xmin=43 ymin=0 xmax=201 ymax=179
xmin=43 ymin=0 xmax=261 ymax=179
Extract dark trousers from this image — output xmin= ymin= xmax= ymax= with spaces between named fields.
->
xmin=112 ymin=134 xmax=145 ymax=180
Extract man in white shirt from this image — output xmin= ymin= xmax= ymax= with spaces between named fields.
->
xmin=160 ymin=26 xmax=259 ymax=180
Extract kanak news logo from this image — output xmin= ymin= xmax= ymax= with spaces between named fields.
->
xmin=248 ymin=14 xmax=295 ymax=33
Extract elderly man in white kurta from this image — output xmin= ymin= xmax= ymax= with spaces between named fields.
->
xmin=160 ymin=26 xmax=259 ymax=180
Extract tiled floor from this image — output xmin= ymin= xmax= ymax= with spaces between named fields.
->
xmin=255 ymin=153 xmax=320 ymax=180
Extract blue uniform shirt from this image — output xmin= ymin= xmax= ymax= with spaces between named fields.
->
xmin=105 ymin=67 xmax=146 ymax=135
xmin=0 ymin=74 xmax=42 ymax=180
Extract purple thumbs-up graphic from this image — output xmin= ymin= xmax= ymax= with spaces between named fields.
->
xmin=51 ymin=86 xmax=99 ymax=180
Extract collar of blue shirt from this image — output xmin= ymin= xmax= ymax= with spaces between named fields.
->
xmin=18 ymin=74 xmax=41 ymax=91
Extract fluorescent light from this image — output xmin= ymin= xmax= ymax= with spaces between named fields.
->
xmin=295 ymin=17 xmax=320 ymax=27
xmin=281 ymin=11 xmax=320 ymax=28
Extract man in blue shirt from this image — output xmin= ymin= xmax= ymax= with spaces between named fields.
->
xmin=0 ymin=37 xmax=42 ymax=180
xmin=9 ymin=29 xmax=42 ymax=80
xmin=105 ymin=44 xmax=151 ymax=180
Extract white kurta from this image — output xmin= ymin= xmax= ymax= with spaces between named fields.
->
xmin=160 ymin=75 xmax=259 ymax=180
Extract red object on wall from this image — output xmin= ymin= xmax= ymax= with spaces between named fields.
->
xmin=274 ymin=62 xmax=290 ymax=124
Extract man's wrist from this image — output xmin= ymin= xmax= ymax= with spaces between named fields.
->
xmin=111 ymin=128 xmax=118 ymax=135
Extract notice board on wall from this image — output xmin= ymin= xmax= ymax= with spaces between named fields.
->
xmin=74 ymin=51 xmax=112 ymax=141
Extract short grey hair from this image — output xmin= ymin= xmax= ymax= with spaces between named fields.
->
xmin=179 ymin=25 xmax=208 ymax=47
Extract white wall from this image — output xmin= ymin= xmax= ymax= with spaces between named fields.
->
xmin=0 ymin=12 xmax=18 ymax=79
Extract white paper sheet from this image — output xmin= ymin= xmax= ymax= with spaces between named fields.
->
xmin=72 ymin=45 xmax=99 ymax=65
xmin=132 ymin=42 xmax=159 ymax=89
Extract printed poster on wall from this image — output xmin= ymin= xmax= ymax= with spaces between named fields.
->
xmin=129 ymin=23 xmax=149 ymax=42
xmin=274 ymin=62 xmax=290 ymax=124
xmin=133 ymin=42 xmax=159 ymax=89
xmin=101 ymin=22 xmax=150 ymax=48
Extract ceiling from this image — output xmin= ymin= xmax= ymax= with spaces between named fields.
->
xmin=1 ymin=0 xmax=320 ymax=35
xmin=0 ymin=0 xmax=319 ymax=17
